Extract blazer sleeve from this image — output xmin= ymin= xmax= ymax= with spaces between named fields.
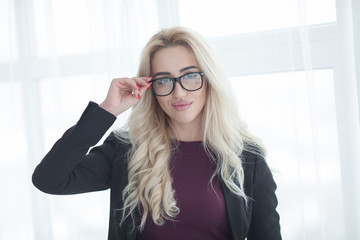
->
xmin=32 ymin=101 xmax=121 ymax=195
xmin=247 ymin=155 xmax=282 ymax=240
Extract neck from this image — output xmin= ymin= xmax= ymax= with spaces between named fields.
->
xmin=169 ymin=119 xmax=203 ymax=142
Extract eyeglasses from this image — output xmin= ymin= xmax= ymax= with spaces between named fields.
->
xmin=149 ymin=72 xmax=204 ymax=96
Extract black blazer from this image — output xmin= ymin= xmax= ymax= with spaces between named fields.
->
xmin=32 ymin=102 xmax=281 ymax=240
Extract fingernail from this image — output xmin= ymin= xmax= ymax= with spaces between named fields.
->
xmin=136 ymin=84 xmax=140 ymax=89
xmin=147 ymin=77 xmax=152 ymax=80
xmin=137 ymin=93 xmax=141 ymax=100
xmin=147 ymin=85 xmax=152 ymax=89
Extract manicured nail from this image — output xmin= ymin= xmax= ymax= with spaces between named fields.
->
xmin=136 ymin=84 xmax=140 ymax=89
xmin=137 ymin=93 xmax=141 ymax=100
xmin=147 ymin=85 xmax=152 ymax=89
xmin=147 ymin=77 xmax=152 ymax=80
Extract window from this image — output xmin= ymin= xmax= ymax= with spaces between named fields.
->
xmin=230 ymin=69 xmax=343 ymax=237
xmin=178 ymin=0 xmax=337 ymax=38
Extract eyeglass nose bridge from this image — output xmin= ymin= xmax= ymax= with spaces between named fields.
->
xmin=171 ymin=75 xmax=185 ymax=89
xmin=172 ymin=75 xmax=183 ymax=84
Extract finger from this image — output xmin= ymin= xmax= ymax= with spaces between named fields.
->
xmin=122 ymin=77 xmax=140 ymax=90
xmin=133 ymin=77 xmax=152 ymax=89
xmin=129 ymin=89 xmax=141 ymax=100
xmin=117 ymin=77 xmax=151 ymax=101
xmin=135 ymin=77 xmax=153 ymax=95
xmin=121 ymin=78 xmax=141 ymax=98
xmin=132 ymin=77 xmax=153 ymax=100
xmin=138 ymin=86 xmax=150 ymax=96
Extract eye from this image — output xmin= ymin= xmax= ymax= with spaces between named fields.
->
xmin=183 ymin=72 xmax=200 ymax=80
xmin=155 ymin=78 xmax=172 ymax=85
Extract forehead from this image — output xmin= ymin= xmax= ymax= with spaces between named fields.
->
xmin=151 ymin=45 xmax=199 ymax=75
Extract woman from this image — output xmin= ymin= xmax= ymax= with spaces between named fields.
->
xmin=32 ymin=26 xmax=281 ymax=240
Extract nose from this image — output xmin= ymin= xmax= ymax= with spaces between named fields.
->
xmin=172 ymin=81 xmax=187 ymax=98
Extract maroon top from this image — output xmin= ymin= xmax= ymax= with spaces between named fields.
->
xmin=137 ymin=141 xmax=233 ymax=240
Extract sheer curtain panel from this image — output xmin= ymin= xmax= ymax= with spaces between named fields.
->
xmin=1 ymin=0 xmax=159 ymax=239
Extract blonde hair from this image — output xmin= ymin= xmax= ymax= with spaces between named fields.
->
xmin=116 ymin=26 xmax=265 ymax=230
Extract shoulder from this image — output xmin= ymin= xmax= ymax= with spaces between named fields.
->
xmin=240 ymin=145 xmax=274 ymax=193
xmin=93 ymin=131 xmax=132 ymax=166
xmin=104 ymin=131 xmax=131 ymax=150
xmin=241 ymin=147 xmax=281 ymax=239
xmin=240 ymin=143 xmax=266 ymax=169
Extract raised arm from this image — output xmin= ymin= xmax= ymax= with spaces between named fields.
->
xmin=32 ymin=77 xmax=151 ymax=194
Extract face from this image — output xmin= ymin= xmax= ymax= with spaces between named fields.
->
xmin=151 ymin=45 xmax=207 ymax=129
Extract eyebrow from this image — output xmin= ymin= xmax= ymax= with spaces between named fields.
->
xmin=152 ymin=65 xmax=199 ymax=79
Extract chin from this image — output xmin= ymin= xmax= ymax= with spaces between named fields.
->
xmin=173 ymin=112 xmax=202 ymax=125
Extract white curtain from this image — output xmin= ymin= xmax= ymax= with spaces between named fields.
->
xmin=1 ymin=0 xmax=359 ymax=239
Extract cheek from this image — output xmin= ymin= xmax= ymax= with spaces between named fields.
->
xmin=156 ymin=97 xmax=170 ymax=112
xmin=198 ymin=88 xmax=207 ymax=105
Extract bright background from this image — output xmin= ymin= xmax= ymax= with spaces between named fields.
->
xmin=1 ymin=0 xmax=360 ymax=239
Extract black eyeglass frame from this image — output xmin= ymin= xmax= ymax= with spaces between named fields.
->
xmin=149 ymin=72 xmax=205 ymax=96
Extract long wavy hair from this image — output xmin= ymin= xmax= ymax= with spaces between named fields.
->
xmin=116 ymin=26 xmax=265 ymax=230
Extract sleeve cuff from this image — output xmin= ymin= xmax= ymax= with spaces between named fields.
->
xmin=76 ymin=101 xmax=117 ymax=134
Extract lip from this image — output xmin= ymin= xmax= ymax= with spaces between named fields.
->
xmin=172 ymin=101 xmax=192 ymax=111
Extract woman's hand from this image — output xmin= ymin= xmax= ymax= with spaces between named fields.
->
xmin=99 ymin=77 xmax=151 ymax=116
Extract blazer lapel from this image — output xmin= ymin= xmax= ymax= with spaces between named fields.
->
xmin=221 ymin=181 xmax=251 ymax=240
